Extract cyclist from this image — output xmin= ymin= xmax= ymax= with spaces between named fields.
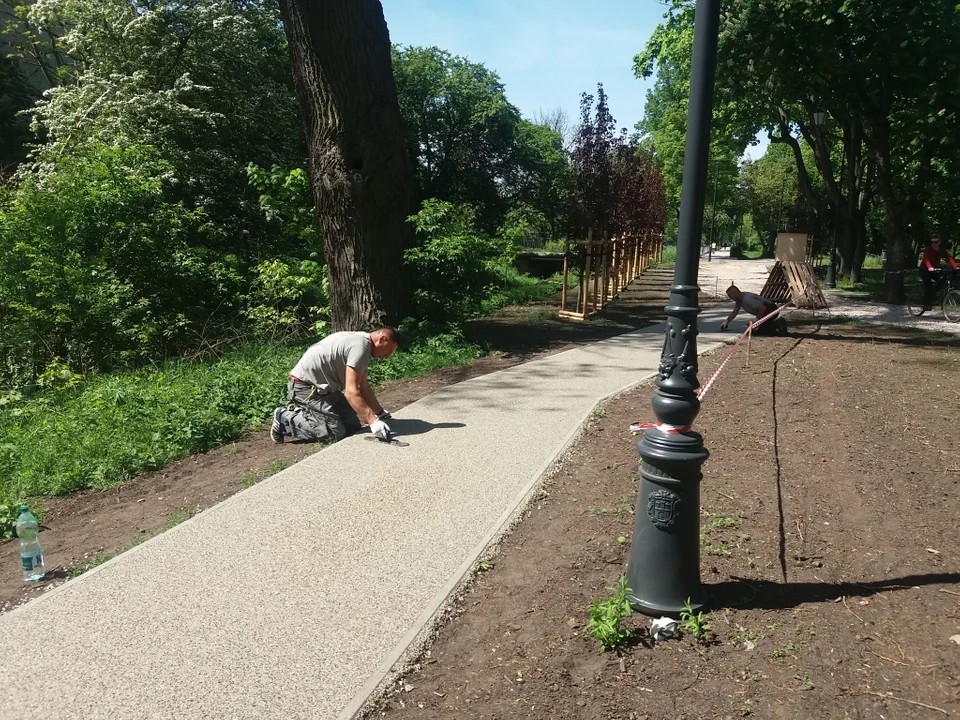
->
xmin=919 ymin=235 xmax=958 ymax=312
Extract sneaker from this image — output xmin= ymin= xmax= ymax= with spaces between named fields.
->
xmin=270 ymin=407 xmax=286 ymax=443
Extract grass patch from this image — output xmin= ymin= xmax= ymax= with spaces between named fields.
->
xmin=833 ymin=260 xmax=922 ymax=303
xmin=241 ymin=459 xmax=289 ymax=488
xmin=0 ymin=333 xmax=482 ymax=504
xmin=659 ymin=243 xmax=677 ymax=265
xmin=67 ymin=506 xmax=201 ymax=577
xmin=835 ymin=267 xmax=886 ymax=301
xmin=480 ymin=265 xmax=563 ymax=314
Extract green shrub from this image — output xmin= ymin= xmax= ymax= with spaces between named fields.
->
xmin=405 ymin=199 xmax=511 ymax=324
xmin=405 ymin=199 xmax=558 ymax=324
xmin=243 ymin=257 xmax=329 ymax=339
xmin=0 ymin=143 xmax=241 ymax=384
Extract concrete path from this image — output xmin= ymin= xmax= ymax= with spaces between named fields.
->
xmin=0 ymin=306 xmax=734 ymax=720
xmin=700 ymin=252 xmax=960 ymax=336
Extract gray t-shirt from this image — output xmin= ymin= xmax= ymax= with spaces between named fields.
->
xmin=289 ymin=331 xmax=372 ymax=394
xmin=739 ymin=292 xmax=769 ymax=315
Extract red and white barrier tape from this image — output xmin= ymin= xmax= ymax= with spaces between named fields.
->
xmin=629 ymin=302 xmax=795 ymax=436
xmin=628 ymin=421 xmax=691 ymax=434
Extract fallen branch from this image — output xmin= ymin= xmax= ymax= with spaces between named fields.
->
xmin=839 ymin=690 xmax=955 ymax=716
xmin=868 ymin=651 xmax=938 ymax=669
xmin=939 ymin=588 xmax=960 ymax=597
xmin=841 ymin=596 xmax=867 ymax=624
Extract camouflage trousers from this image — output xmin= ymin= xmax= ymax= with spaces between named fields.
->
xmin=280 ymin=379 xmax=362 ymax=442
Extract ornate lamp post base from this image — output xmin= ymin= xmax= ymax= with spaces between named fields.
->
xmin=627 ymin=426 xmax=709 ymax=616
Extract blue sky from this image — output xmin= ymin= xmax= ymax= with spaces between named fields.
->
xmin=381 ymin=0 xmax=767 ymax=159
xmin=381 ymin=0 xmax=663 ymax=135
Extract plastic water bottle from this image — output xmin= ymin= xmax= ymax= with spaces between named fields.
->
xmin=16 ymin=506 xmax=45 ymax=582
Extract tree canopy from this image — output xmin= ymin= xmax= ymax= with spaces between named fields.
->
xmin=637 ymin=0 xmax=960 ymax=298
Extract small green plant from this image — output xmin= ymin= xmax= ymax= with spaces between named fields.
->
xmin=0 ymin=501 xmax=43 ymax=542
xmin=679 ymin=597 xmax=712 ymax=641
xmin=475 ymin=560 xmax=494 ymax=572
xmin=68 ymin=533 xmax=150 ymax=577
xmin=710 ymin=515 xmax=736 ymax=528
xmin=709 ymin=540 xmax=732 ymax=556
xmin=69 ymin=507 xmax=202 ymax=577
xmin=585 ymin=576 xmax=634 ymax=651
xmin=377 ymin=697 xmax=390 ymax=712
xmin=241 ymin=459 xmax=289 ymax=488
xmin=591 ymin=404 xmax=606 ymax=419
xmin=771 ymin=648 xmax=786 ymax=661
xmin=741 ymin=703 xmax=753 ymax=716
xmin=700 ymin=532 xmax=732 ymax=556
xmin=162 ymin=506 xmax=202 ymax=530
xmin=0 ymin=502 xmax=22 ymax=542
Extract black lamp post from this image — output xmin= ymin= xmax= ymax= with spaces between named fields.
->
xmin=625 ymin=0 xmax=720 ymax=617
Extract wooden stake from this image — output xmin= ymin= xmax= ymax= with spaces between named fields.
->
xmin=560 ymin=239 xmax=569 ymax=313
xmin=589 ymin=229 xmax=600 ymax=315
xmin=601 ymin=233 xmax=610 ymax=306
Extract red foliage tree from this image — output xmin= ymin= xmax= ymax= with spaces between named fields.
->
xmin=571 ymin=86 xmax=666 ymax=240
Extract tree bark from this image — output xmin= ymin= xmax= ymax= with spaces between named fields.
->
xmin=277 ymin=0 xmax=414 ymax=331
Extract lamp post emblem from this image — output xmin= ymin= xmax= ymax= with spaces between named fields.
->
xmin=646 ymin=489 xmax=681 ymax=530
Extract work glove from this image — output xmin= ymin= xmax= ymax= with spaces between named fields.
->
xmin=377 ymin=409 xmax=392 ymax=421
xmin=720 ymin=322 xmax=728 ymax=331
xmin=370 ymin=418 xmax=392 ymax=441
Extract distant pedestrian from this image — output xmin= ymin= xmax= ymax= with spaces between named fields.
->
xmin=918 ymin=235 xmax=958 ymax=311
xmin=271 ymin=328 xmax=399 ymax=444
xmin=720 ymin=284 xmax=787 ymax=335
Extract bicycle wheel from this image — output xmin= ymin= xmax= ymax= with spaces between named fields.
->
xmin=906 ymin=285 xmax=926 ymax=316
xmin=943 ymin=288 xmax=960 ymax=322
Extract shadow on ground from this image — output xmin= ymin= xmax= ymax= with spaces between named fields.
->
xmin=388 ymin=419 xmax=466 ymax=437
xmin=708 ymin=573 xmax=960 ymax=611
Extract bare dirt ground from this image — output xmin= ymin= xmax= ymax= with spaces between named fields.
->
xmin=0 ymin=268 xmax=709 ymax=613
xmin=379 ymin=322 xmax=960 ymax=720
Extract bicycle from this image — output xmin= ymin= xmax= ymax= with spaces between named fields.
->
xmin=906 ymin=268 xmax=960 ymax=322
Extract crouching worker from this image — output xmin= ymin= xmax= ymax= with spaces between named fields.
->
xmin=271 ymin=328 xmax=399 ymax=444
xmin=719 ymin=284 xmax=787 ymax=336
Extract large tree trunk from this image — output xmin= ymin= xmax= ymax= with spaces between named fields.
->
xmin=850 ymin=210 xmax=868 ymax=284
xmin=872 ymin=118 xmax=910 ymax=304
xmin=278 ymin=0 xmax=414 ymax=331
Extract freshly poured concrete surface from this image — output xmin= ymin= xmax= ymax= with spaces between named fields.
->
xmin=0 ymin=308 xmax=733 ymax=720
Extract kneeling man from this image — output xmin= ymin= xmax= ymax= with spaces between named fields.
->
xmin=720 ymin=284 xmax=786 ymax=335
xmin=271 ymin=328 xmax=398 ymax=443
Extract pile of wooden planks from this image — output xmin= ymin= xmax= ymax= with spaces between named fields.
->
xmin=759 ymin=260 xmax=829 ymax=309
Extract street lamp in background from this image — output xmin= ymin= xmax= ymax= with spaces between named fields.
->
xmin=625 ymin=0 xmax=720 ymax=616
xmin=811 ymin=109 xmax=837 ymax=288
xmin=708 ymin=159 xmax=718 ymax=262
